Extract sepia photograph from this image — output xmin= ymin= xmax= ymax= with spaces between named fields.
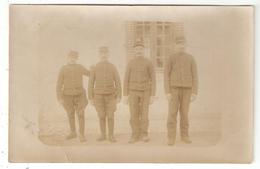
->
xmin=9 ymin=5 xmax=254 ymax=163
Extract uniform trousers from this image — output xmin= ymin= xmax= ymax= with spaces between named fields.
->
xmin=167 ymin=87 xmax=192 ymax=140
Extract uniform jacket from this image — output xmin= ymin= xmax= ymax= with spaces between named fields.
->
xmin=88 ymin=60 xmax=121 ymax=100
xmin=123 ymin=56 xmax=156 ymax=96
xmin=164 ymin=52 xmax=198 ymax=94
xmin=56 ymin=63 xmax=89 ymax=100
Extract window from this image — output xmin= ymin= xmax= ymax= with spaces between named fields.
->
xmin=157 ymin=25 xmax=163 ymax=34
xmin=157 ymin=37 xmax=163 ymax=46
xmin=156 ymin=57 xmax=163 ymax=68
xmin=157 ymin=47 xmax=162 ymax=57
xmin=165 ymin=25 xmax=171 ymax=34
xmin=145 ymin=25 xmax=150 ymax=34
xmin=165 ymin=35 xmax=171 ymax=45
xmin=136 ymin=25 xmax=143 ymax=37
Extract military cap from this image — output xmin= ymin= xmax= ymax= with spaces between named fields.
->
xmin=99 ymin=46 xmax=109 ymax=53
xmin=133 ymin=38 xmax=144 ymax=48
xmin=68 ymin=50 xmax=79 ymax=58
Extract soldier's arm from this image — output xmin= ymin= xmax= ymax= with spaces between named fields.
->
xmin=113 ymin=65 xmax=122 ymax=100
xmin=56 ymin=68 xmax=64 ymax=101
xmin=88 ymin=67 xmax=95 ymax=100
xmin=81 ymin=65 xmax=90 ymax=76
xmin=191 ymin=57 xmax=198 ymax=95
xmin=148 ymin=61 xmax=156 ymax=96
xmin=164 ymin=57 xmax=172 ymax=94
xmin=123 ymin=62 xmax=131 ymax=96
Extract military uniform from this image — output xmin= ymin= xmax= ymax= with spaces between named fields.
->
xmin=164 ymin=51 xmax=198 ymax=143
xmin=56 ymin=63 xmax=89 ymax=140
xmin=123 ymin=56 xmax=156 ymax=141
xmin=88 ymin=60 xmax=121 ymax=142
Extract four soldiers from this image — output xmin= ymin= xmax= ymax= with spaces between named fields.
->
xmin=88 ymin=47 xmax=121 ymax=142
xmin=57 ymin=37 xmax=198 ymax=145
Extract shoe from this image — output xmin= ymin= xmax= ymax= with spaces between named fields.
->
xmin=79 ymin=135 xmax=86 ymax=142
xmin=108 ymin=136 xmax=117 ymax=143
xmin=97 ymin=135 xmax=106 ymax=141
xmin=181 ymin=137 xmax=192 ymax=144
xmin=168 ymin=139 xmax=175 ymax=146
xmin=128 ymin=137 xmax=138 ymax=143
xmin=66 ymin=132 xmax=77 ymax=140
xmin=141 ymin=135 xmax=150 ymax=142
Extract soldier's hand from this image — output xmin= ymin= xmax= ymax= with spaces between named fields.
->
xmin=123 ymin=96 xmax=129 ymax=105
xmin=190 ymin=94 xmax=197 ymax=102
xmin=149 ymin=96 xmax=156 ymax=105
xmin=166 ymin=94 xmax=172 ymax=101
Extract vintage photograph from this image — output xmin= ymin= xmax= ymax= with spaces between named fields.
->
xmin=9 ymin=5 xmax=253 ymax=162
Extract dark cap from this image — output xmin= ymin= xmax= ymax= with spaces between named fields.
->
xmin=99 ymin=46 xmax=109 ymax=53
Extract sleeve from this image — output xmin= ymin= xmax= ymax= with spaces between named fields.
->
xmin=81 ymin=65 xmax=90 ymax=76
xmin=191 ymin=57 xmax=199 ymax=94
xmin=123 ymin=62 xmax=131 ymax=96
xmin=56 ymin=67 xmax=64 ymax=101
xmin=88 ymin=67 xmax=95 ymax=100
xmin=164 ymin=56 xmax=172 ymax=94
xmin=148 ymin=60 xmax=156 ymax=96
xmin=113 ymin=65 xmax=122 ymax=99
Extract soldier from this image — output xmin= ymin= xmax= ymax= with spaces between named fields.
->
xmin=123 ymin=39 xmax=156 ymax=143
xmin=88 ymin=47 xmax=121 ymax=142
xmin=164 ymin=36 xmax=198 ymax=146
xmin=56 ymin=50 xmax=89 ymax=142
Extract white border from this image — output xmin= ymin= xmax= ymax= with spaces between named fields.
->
xmin=1 ymin=0 xmax=259 ymax=169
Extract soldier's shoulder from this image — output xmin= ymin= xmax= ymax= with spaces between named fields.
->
xmin=108 ymin=62 xmax=117 ymax=68
xmin=170 ymin=53 xmax=177 ymax=59
xmin=184 ymin=52 xmax=193 ymax=58
xmin=95 ymin=62 xmax=101 ymax=67
xmin=77 ymin=63 xmax=87 ymax=69
xmin=60 ymin=64 xmax=68 ymax=70
xmin=185 ymin=53 xmax=196 ymax=61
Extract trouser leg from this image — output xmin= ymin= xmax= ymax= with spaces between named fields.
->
xmin=99 ymin=118 xmax=106 ymax=137
xmin=78 ymin=110 xmax=85 ymax=136
xmin=106 ymin=96 xmax=116 ymax=137
xmin=180 ymin=88 xmax=192 ymax=139
xmin=67 ymin=111 xmax=76 ymax=134
xmin=140 ymin=91 xmax=150 ymax=137
xmin=167 ymin=88 xmax=180 ymax=141
xmin=107 ymin=118 xmax=114 ymax=136
xmin=129 ymin=91 xmax=140 ymax=138
xmin=94 ymin=94 xmax=106 ymax=137
xmin=63 ymin=95 xmax=76 ymax=134
xmin=75 ymin=92 xmax=87 ymax=136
